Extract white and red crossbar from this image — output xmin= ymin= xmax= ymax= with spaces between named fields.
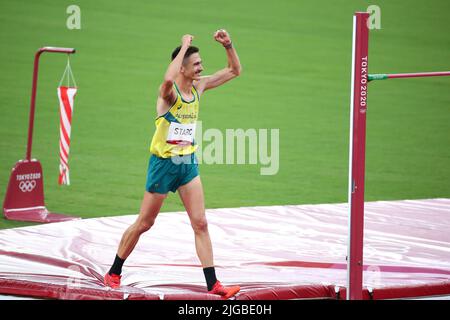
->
xmin=369 ymin=71 xmax=450 ymax=81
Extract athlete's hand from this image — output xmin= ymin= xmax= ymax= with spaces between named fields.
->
xmin=214 ymin=29 xmax=232 ymax=47
xmin=182 ymin=34 xmax=194 ymax=48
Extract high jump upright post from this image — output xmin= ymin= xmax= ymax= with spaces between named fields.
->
xmin=347 ymin=12 xmax=450 ymax=300
xmin=347 ymin=11 xmax=369 ymax=300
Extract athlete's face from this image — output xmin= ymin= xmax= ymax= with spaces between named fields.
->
xmin=182 ymin=53 xmax=203 ymax=81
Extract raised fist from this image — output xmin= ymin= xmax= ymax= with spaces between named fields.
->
xmin=182 ymin=34 xmax=194 ymax=47
xmin=214 ymin=29 xmax=231 ymax=47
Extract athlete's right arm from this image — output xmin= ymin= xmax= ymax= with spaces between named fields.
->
xmin=159 ymin=35 xmax=193 ymax=104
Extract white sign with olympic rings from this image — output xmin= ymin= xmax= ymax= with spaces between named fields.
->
xmin=19 ymin=180 xmax=37 ymax=192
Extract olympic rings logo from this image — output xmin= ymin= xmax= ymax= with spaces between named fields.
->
xmin=19 ymin=180 xmax=36 ymax=192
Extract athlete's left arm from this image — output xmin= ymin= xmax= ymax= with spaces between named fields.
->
xmin=196 ymin=29 xmax=241 ymax=95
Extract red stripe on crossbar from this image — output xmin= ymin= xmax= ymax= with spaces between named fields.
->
xmin=387 ymin=71 xmax=450 ymax=79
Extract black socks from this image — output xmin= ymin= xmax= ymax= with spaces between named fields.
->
xmin=109 ymin=256 xmax=217 ymax=290
xmin=203 ymin=266 xmax=218 ymax=291
xmin=109 ymin=254 xmax=125 ymax=275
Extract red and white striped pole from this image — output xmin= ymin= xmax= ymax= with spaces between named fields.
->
xmin=347 ymin=12 xmax=369 ymax=300
xmin=58 ymin=86 xmax=77 ymax=185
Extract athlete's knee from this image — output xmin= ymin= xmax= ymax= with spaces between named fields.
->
xmin=135 ymin=218 xmax=155 ymax=234
xmin=191 ymin=217 xmax=208 ymax=234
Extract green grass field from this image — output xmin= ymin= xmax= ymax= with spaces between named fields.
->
xmin=1 ymin=0 xmax=449 ymax=229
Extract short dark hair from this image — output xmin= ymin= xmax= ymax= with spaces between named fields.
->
xmin=171 ymin=46 xmax=199 ymax=61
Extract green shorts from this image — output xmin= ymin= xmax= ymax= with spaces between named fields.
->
xmin=145 ymin=153 xmax=199 ymax=194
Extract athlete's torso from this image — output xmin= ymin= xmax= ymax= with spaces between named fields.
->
xmin=150 ymin=83 xmax=200 ymax=158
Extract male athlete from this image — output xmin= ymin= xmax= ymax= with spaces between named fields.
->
xmin=104 ymin=30 xmax=242 ymax=299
